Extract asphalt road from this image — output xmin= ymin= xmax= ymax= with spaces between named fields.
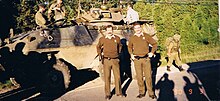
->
xmin=53 ymin=59 xmax=220 ymax=101
xmin=1 ymin=59 xmax=219 ymax=101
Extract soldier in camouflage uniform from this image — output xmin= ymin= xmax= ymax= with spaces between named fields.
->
xmin=48 ymin=0 xmax=66 ymax=26
xmin=35 ymin=4 xmax=48 ymax=28
xmin=167 ymin=34 xmax=184 ymax=72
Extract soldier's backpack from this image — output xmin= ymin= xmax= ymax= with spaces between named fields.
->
xmin=165 ymin=37 xmax=174 ymax=50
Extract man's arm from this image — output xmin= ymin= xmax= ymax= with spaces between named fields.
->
xmin=146 ymin=34 xmax=157 ymax=53
xmin=167 ymin=42 xmax=174 ymax=57
xmin=61 ymin=6 xmax=66 ymax=17
xmin=126 ymin=10 xmax=131 ymax=24
xmin=128 ymin=38 xmax=136 ymax=60
xmin=96 ymin=38 xmax=104 ymax=63
xmin=96 ymin=38 xmax=103 ymax=56
xmin=48 ymin=4 xmax=55 ymax=19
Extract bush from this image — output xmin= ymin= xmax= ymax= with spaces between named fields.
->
xmin=134 ymin=2 xmax=220 ymax=63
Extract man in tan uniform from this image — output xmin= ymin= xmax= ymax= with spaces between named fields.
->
xmin=96 ymin=25 xmax=124 ymax=100
xmin=167 ymin=34 xmax=184 ymax=71
xmin=48 ymin=0 xmax=66 ymax=26
xmin=35 ymin=4 xmax=48 ymax=28
xmin=128 ymin=22 xmax=157 ymax=99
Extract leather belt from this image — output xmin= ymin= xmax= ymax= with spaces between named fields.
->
xmin=134 ymin=55 xmax=148 ymax=60
xmin=104 ymin=57 xmax=118 ymax=60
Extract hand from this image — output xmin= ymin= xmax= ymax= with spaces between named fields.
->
xmin=178 ymin=49 xmax=181 ymax=53
xmin=131 ymin=54 xmax=135 ymax=60
xmin=148 ymin=52 xmax=154 ymax=58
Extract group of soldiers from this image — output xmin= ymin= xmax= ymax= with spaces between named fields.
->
xmin=35 ymin=0 xmax=66 ymax=28
xmin=97 ymin=22 xmax=184 ymax=100
xmin=34 ymin=1 xmax=184 ymax=100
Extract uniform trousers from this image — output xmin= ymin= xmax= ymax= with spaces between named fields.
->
xmin=133 ymin=58 xmax=154 ymax=96
xmin=103 ymin=58 xmax=122 ymax=96
xmin=167 ymin=52 xmax=182 ymax=67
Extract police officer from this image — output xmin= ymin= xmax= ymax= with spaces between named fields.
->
xmin=167 ymin=34 xmax=184 ymax=72
xmin=48 ymin=0 xmax=66 ymax=26
xmin=96 ymin=25 xmax=124 ymax=100
xmin=35 ymin=4 xmax=48 ymax=28
xmin=128 ymin=22 xmax=157 ymax=99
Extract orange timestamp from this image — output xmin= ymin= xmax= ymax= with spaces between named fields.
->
xmin=173 ymin=88 xmax=205 ymax=95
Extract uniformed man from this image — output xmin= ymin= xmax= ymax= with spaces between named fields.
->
xmin=48 ymin=0 xmax=66 ymax=26
xmin=128 ymin=22 xmax=157 ymax=99
xmin=35 ymin=4 xmax=48 ymax=28
xmin=96 ymin=25 xmax=124 ymax=100
xmin=125 ymin=4 xmax=139 ymax=24
xmin=167 ymin=34 xmax=184 ymax=72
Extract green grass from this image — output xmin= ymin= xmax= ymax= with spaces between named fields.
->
xmin=159 ymin=47 xmax=220 ymax=66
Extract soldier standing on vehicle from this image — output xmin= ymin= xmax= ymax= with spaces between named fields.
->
xmin=48 ymin=0 xmax=66 ymax=26
xmin=125 ymin=4 xmax=139 ymax=24
xmin=128 ymin=22 xmax=157 ymax=99
xmin=96 ymin=25 xmax=124 ymax=100
xmin=167 ymin=34 xmax=184 ymax=72
xmin=35 ymin=4 xmax=48 ymax=28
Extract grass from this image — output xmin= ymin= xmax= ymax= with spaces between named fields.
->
xmin=159 ymin=46 xmax=220 ymax=66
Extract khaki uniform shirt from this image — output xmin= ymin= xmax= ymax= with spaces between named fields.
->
xmin=128 ymin=33 xmax=157 ymax=56
xmin=48 ymin=3 xmax=66 ymax=21
xmin=169 ymin=41 xmax=179 ymax=53
xmin=96 ymin=35 xmax=122 ymax=58
xmin=35 ymin=10 xmax=47 ymax=28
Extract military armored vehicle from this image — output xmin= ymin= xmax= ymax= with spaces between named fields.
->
xmin=0 ymin=3 xmax=154 ymax=95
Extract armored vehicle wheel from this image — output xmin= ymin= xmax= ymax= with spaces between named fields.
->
xmin=41 ymin=59 xmax=71 ymax=94
xmin=53 ymin=59 xmax=71 ymax=89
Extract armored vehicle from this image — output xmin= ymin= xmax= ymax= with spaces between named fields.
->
xmin=0 ymin=5 xmax=153 ymax=95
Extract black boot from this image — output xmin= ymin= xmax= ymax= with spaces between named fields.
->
xmin=178 ymin=66 xmax=184 ymax=72
xmin=167 ymin=66 xmax=171 ymax=71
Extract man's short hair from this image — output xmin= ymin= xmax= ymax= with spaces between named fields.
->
xmin=127 ymin=3 xmax=133 ymax=8
xmin=132 ymin=22 xmax=141 ymax=27
xmin=105 ymin=25 xmax=113 ymax=30
xmin=38 ymin=4 xmax=45 ymax=8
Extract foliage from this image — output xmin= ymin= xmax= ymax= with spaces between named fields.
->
xmin=0 ymin=0 xmax=219 ymax=62
xmin=134 ymin=1 xmax=220 ymax=61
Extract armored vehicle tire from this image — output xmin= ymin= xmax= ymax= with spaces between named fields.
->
xmin=53 ymin=59 xmax=71 ymax=89
xmin=40 ymin=59 xmax=71 ymax=95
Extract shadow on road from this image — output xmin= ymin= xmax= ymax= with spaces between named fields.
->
xmin=155 ymin=73 xmax=177 ymax=101
xmin=183 ymin=76 xmax=209 ymax=101
xmin=151 ymin=52 xmax=161 ymax=91
xmin=186 ymin=60 xmax=220 ymax=100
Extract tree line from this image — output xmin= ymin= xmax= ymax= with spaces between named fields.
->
xmin=0 ymin=0 xmax=219 ymax=62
